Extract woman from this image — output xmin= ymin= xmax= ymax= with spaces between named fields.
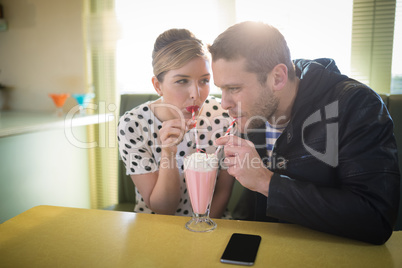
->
xmin=117 ymin=29 xmax=234 ymax=218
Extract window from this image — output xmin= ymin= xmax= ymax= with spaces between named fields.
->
xmin=115 ymin=0 xmax=234 ymax=94
xmin=236 ymin=0 xmax=353 ymax=75
xmin=351 ymin=0 xmax=397 ymax=94
xmin=116 ymin=0 xmax=353 ymax=94
xmin=391 ymin=0 xmax=402 ymax=93
xmin=115 ymin=0 xmax=400 ymax=94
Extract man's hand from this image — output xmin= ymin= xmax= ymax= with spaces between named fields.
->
xmin=215 ymin=135 xmax=272 ymax=197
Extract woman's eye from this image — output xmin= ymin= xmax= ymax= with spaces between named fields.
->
xmin=176 ymin=79 xmax=188 ymax=84
xmin=201 ymin=78 xmax=210 ymax=84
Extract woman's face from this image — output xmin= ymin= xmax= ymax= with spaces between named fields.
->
xmin=154 ymin=57 xmax=211 ymax=120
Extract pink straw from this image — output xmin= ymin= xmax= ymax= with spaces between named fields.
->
xmin=214 ymin=119 xmax=237 ymax=156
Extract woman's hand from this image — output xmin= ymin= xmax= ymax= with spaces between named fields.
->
xmin=131 ymin=117 xmax=196 ymax=215
xmin=159 ymin=118 xmax=196 ymax=155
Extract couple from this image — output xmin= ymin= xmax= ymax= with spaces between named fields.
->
xmin=118 ymin=21 xmax=400 ymax=245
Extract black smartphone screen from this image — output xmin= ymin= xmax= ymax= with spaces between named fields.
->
xmin=220 ymin=233 xmax=261 ymax=266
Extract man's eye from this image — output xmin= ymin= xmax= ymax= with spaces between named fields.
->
xmin=228 ymin=87 xmax=240 ymax=91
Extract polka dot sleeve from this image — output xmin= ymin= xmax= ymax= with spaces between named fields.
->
xmin=117 ymin=104 xmax=159 ymax=175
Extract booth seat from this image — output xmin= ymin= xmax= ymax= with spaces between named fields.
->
xmin=113 ymin=93 xmax=402 ymax=231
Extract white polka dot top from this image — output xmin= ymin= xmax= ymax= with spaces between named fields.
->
xmin=117 ymin=96 xmax=232 ymax=216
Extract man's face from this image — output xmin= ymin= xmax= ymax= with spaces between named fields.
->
xmin=212 ymin=58 xmax=279 ymax=133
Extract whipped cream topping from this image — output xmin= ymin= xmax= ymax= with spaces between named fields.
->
xmin=184 ymin=152 xmax=219 ymax=171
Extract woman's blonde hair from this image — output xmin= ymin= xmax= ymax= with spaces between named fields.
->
xmin=152 ymin=29 xmax=208 ymax=82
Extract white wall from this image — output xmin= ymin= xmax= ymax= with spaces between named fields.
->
xmin=0 ymin=0 xmax=86 ymax=112
xmin=0 ymin=0 xmax=93 ymax=223
xmin=0 ymin=127 xmax=91 ymax=223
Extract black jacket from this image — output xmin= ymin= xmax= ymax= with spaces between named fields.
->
xmin=233 ymin=58 xmax=400 ymax=244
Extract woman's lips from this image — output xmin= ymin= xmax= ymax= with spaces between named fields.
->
xmin=186 ymin=105 xmax=200 ymax=113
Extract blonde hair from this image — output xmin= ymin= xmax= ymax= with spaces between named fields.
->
xmin=152 ymin=29 xmax=208 ymax=82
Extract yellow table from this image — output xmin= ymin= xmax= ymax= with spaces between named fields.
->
xmin=1 ymin=206 xmax=401 ymax=267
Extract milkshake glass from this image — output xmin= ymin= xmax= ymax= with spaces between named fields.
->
xmin=183 ymin=152 xmax=219 ymax=232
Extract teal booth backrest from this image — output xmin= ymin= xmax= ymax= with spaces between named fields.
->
xmin=386 ymin=94 xmax=402 ymax=230
xmin=117 ymin=93 xmax=402 ymax=231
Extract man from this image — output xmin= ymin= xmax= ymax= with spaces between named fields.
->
xmin=210 ymin=21 xmax=400 ymax=244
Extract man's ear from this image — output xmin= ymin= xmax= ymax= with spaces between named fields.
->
xmin=152 ymin=76 xmax=163 ymax=96
xmin=271 ymin=64 xmax=288 ymax=91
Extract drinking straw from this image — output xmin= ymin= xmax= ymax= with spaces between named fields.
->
xmin=214 ymin=119 xmax=237 ymax=156
xmin=192 ymin=108 xmax=202 ymax=153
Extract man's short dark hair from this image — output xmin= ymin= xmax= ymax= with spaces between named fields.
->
xmin=208 ymin=21 xmax=296 ymax=84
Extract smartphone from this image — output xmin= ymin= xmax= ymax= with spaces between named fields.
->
xmin=220 ymin=233 xmax=261 ymax=266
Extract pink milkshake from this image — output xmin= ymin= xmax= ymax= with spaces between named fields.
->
xmin=185 ymin=168 xmax=217 ymax=215
xmin=183 ymin=152 xmax=219 ymax=232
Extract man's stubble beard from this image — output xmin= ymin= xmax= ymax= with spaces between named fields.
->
xmin=242 ymin=85 xmax=279 ymax=134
